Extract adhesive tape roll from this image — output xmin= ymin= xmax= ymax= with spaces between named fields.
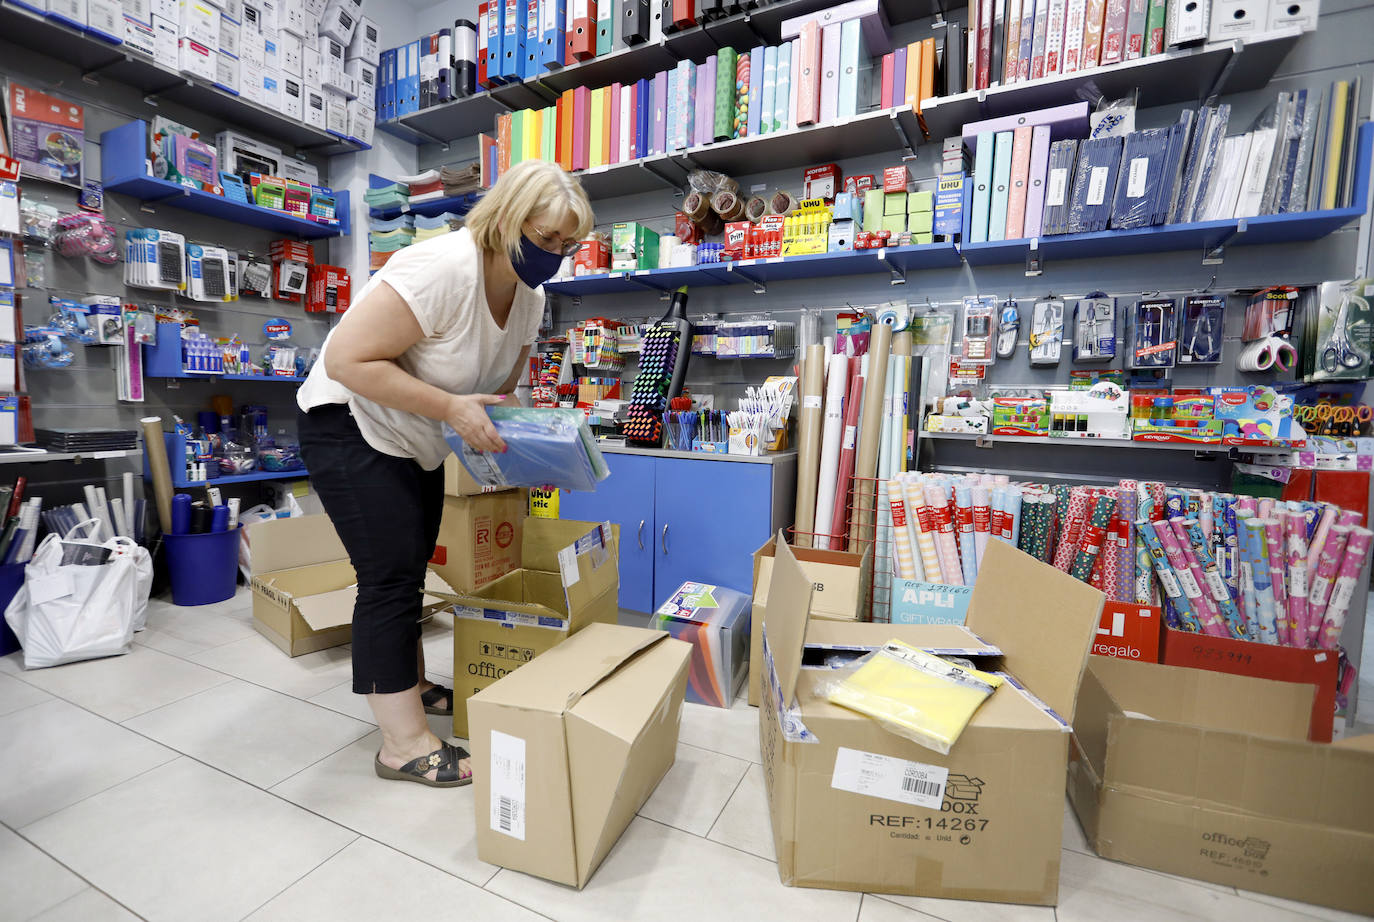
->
xmin=712 ymin=190 xmax=745 ymax=220
xmin=745 ymin=195 xmax=768 ymax=223
xmin=682 ymin=192 xmax=710 ymax=222
xmin=769 ymin=190 xmax=798 ymax=215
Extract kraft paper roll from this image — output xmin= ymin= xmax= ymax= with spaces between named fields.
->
xmin=793 ymin=344 xmax=826 ymax=549
xmin=849 ymin=324 xmax=892 ymax=552
xmin=141 ymin=416 xmax=175 ymax=534
xmin=828 ymin=363 xmax=866 ymax=548
xmin=813 ymin=353 xmax=849 ymax=551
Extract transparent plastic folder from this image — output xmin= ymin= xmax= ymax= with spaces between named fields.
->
xmin=444 ymin=407 xmax=610 ymax=492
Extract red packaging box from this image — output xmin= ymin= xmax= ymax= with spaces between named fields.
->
xmin=1092 ymin=601 xmax=1162 ymax=662
xmin=844 ymin=174 xmax=876 ymax=194
xmin=723 ymin=221 xmax=750 ymax=261
xmin=756 ymin=215 xmax=785 ymax=258
xmin=1161 ymin=626 xmax=1339 ymax=741
xmin=883 ymin=165 xmax=911 ymax=193
xmin=269 ymin=240 xmax=315 ymax=264
xmin=674 ymin=211 xmax=701 ymax=244
xmin=574 ymin=239 xmax=610 ymax=274
xmin=803 ymin=164 xmax=841 ymax=202
xmin=306 ymin=265 xmax=351 ymax=313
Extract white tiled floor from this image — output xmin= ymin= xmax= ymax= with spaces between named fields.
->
xmin=0 ymin=586 xmax=1369 ymax=922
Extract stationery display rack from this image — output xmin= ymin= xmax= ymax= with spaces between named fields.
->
xmin=0 ymin=3 xmax=367 ymax=156
xmin=146 ymin=431 xmax=309 ymax=489
xmin=99 ymin=121 xmax=352 ymax=240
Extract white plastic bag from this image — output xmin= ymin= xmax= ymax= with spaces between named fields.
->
xmin=237 ymin=503 xmax=284 ymax=582
xmin=3 ymin=521 xmax=151 ymax=668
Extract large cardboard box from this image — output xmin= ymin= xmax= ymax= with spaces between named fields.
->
xmin=250 ymin=514 xmax=449 ymax=656
xmin=469 ymin=623 xmax=690 ymax=888
xmin=1068 ymin=656 xmax=1374 ymax=915
xmin=748 ymin=537 xmax=872 ymax=707
xmin=1160 ymin=624 xmax=1338 ymax=741
xmin=429 ymin=491 xmax=527 ymax=594
xmin=439 ymin=520 xmax=620 ymax=738
xmin=760 ymin=538 xmax=1104 ymax=905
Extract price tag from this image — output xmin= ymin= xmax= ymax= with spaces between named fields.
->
xmin=0 ymin=155 xmax=20 ymax=183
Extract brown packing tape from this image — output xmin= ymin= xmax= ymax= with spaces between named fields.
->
xmin=849 ymin=323 xmax=891 ymax=551
xmin=745 ymin=195 xmax=768 ymax=223
xmin=140 ymin=416 xmax=174 ymax=533
xmin=769 ymin=190 xmax=797 ymax=215
xmin=793 ymin=344 xmax=825 ymax=548
xmin=683 ymin=192 xmax=709 ymax=222
xmin=712 ymin=190 xmax=744 ymax=220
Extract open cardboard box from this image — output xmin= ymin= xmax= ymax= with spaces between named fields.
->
xmin=1068 ymin=656 xmax=1374 ymax=915
xmin=748 ymin=537 xmax=872 ymax=706
xmin=759 ymin=537 xmax=1104 ymax=905
xmin=429 ymin=519 xmax=620 ymax=738
xmin=249 ymin=514 xmax=449 ymax=657
xmin=469 ymin=623 xmax=691 ymax=888
xmin=429 ymin=490 xmax=528 ymax=594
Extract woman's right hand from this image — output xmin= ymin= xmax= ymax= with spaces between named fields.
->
xmin=446 ymin=394 xmax=507 ymax=453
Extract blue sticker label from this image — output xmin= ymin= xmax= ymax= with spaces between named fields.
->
xmin=889 ymin=580 xmax=973 ymax=625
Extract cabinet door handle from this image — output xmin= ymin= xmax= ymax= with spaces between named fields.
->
xmin=661 ymin=523 xmax=669 ymax=555
xmin=637 ymin=519 xmax=645 ymax=550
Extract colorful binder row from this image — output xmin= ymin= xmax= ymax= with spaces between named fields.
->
xmin=378 ymin=20 xmax=479 ymax=120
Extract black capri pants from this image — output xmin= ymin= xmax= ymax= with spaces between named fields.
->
xmin=298 ymin=403 xmax=444 ymax=695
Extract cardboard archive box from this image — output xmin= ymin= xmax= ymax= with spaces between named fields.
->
xmin=429 ymin=489 xmax=528 ymax=594
xmin=759 ymin=538 xmax=1105 ymax=905
xmin=748 ymin=537 xmax=872 ymax=707
xmin=250 ymin=513 xmax=448 ymax=656
xmin=469 ymin=623 xmax=691 ymax=888
xmin=1068 ymin=656 xmax=1374 ymax=915
xmin=433 ymin=519 xmax=620 ymax=738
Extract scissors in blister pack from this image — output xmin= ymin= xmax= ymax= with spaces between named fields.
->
xmin=1322 ymin=290 xmax=1369 ymax=373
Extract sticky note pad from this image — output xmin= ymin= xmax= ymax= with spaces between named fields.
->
xmin=908 ymin=190 xmax=934 ymax=213
xmin=884 ymin=191 xmax=907 ymax=216
xmin=909 ymin=211 xmax=934 ymax=234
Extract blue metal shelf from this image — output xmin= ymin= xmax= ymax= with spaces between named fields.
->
xmin=961 ymin=122 xmax=1372 ymax=267
xmin=143 ymin=323 xmax=308 ymax=381
xmin=145 ymin=431 xmax=307 ymax=488
xmin=100 ymin=121 xmax=351 ymax=239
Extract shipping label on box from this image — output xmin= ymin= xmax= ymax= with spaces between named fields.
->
xmin=125 ymin=16 xmax=157 ymax=55
xmin=218 ymin=11 xmax=239 ymax=54
xmin=889 ymin=580 xmax=973 ymax=625
xmin=324 ymin=88 xmax=348 ymax=134
xmin=153 ymin=15 xmax=180 ymax=66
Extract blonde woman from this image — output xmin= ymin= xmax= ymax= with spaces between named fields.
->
xmin=297 ymin=160 xmax=593 ymax=787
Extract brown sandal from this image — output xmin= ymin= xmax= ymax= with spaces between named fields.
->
xmin=374 ymin=741 xmax=472 ymax=787
xmin=420 ymin=685 xmax=453 ymax=716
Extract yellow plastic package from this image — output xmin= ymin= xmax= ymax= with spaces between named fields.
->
xmin=826 ymin=639 xmax=1005 ymax=754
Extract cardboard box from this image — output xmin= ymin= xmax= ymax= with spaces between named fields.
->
xmin=153 ymin=15 xmax=180 ymax=67
xmin=325 ymin=88 xmax=348 ymax=134
xmin=215 ymin=49 xmax=241 ymax=92
xmin=469 ymin=623 xmax=690 ymax=888
xmin=347 ymin=98 xmax=374 ymax=144
xmin=443 ymin=453 xmax=520 ymax=496
xmin=346 ymin=14 xmax=378 ymax=64
xmin=178 ymin=0 xmax=218 ymax=45
xmin=248 ymin=513 xmax=448 ymax=656
xmin=279 ymin=28 xmax=302 ymax=74
xmin=303 ymin=45 xmax=322 ymax=86
xmin=440 ymin=519 xmax=621 ymax=737
xmin=759 ymin=538 xmax=1104 ymax=904
xmin=304 ymin=84 xmax=326 ymax=128
xmin=1161 ymin=625 xmax=1338 ymax=741
xmin=178 ymin=37 xmax=217 ymax=79
xmin=281 ymin=75 xmax=303 ymax=119
xmin=428 ymin=490 xmax=527 ymax=594
xmin=1068 ymin=656 xmax=1374 ymax=916
xmin=125 ymin=16 xmax=157 ymax=55
xmin=747 ymin=537 xmax=871 ymax=707
xmin=218 ymin=11 xmax=240 ymax=55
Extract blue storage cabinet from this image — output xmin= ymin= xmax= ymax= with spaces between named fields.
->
xmin=559 ymin=449 xmax=795 ymax=614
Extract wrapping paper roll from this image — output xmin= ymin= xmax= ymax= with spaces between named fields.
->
xmin=849 ymin=324 xmax=892 ymax=552
xmin=1283 ymin=510 xmax=1311 ymax=646
xmin=1198 ymin=492 xmax=1214 ymax=543
xmin=1153 ymin=520 xmax=1225 ymax=636
xmin=1305 ymin=524 xmax=1351 ymax=647
xmin=1236 ymin=514 xmax=1257 ymax=628
xmin=1306 ymin=505 xmax=1338 ymax=577
xmin=1054 ymin=488 xmax=1091 ymax=572
xmin=1184 ymin=520 xmax=1246 ymax=640
xmin=769 ymin=189 xmax=798 ymax=215
xmin=888 ymin=480 xmax=917 ymax=580
xmin=1006 ymin=491 xmax=1023 ymax=546
xmin=1217 ymin=495 xmax=1239 ymax=596
xmin=925 ymin=483 xmax=963 ymax=586
xmin=1241 ymin=517 xmax=1279 ymax=644
xmin=827 ymin=365 xmax=866 ymax=549
xmin=905 ymin=478 xmax=943 ymax=582
xmin=1167 ymin=519 xmax=1230 ymax=638
xmin=889 ymin=355 xmax=908 ymax=476
xmin=972 ymin=485 xmax=991 ymax=566
xmin=1337 ymin=509 xmax=1364 ymax=528
xmin=140 ymin=416 xmax=174 ymax=534
xmin=1116 ymin=482 xmax=1137 ymax=603
xmin=1263 ymin=518 xmax=1290 ymax=644
xmin=1139 ymin=522 xmax=1201 ymax=632
xmin=1320 ymin=526 xmax=1373 ymax=650
xmin=812 ymin=353 xmax=850 ymax=550
xmin=1069 ymin=495 xmax=1116 ymax=583
xmin=953 ymin=484 xmax=978 ymax=584
xmin=745 ymin=195 xmax=768 ymax=223
xmin=793 ymin=344 xmax=825 ymax=548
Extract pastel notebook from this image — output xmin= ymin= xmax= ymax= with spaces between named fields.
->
xmin=608 ymin=83 xmax=622 ymax=165
xmin=819 ymin=21 xmax=841 ymax=123
xmin=761 ymin=45 xmax=778 ymax=133
xmin=796 ymin=20 xmax=820 ymax=126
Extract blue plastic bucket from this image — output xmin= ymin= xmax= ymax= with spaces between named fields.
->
xmin=0 ymin=563 xmax=24 ymax=655
xmin=163 ymin=527 xmax=241 ymax=606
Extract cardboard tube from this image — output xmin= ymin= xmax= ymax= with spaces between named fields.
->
xmin=793 ymin=344 xmax=825 ymax=548
xmin=849 ymin=323 xmax=891 ymax=551
xmin=141 ymin=416 xmax=175 ymax=534
xmin=813 ymin=353 xmax=849 ymax=551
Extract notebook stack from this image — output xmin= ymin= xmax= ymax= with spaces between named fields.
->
xmin=37 ymin=428 xmax=140 ymax=452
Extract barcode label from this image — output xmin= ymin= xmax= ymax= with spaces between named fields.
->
xmin=1126 ymin=157 xmax=1149 ymax=199
xmin=1086 ymin=166 xmax=1110 ymax=206
xmin=489 ymin=730 xmax=526 ymax=840
xmin=831 ymin=747 xmax=948 ymax=810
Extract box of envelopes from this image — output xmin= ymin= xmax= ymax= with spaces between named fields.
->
xmin=748 ymin=536 xmax=871 ymax=706
xmin=1068 ymin=656 xmax=1374 ymax=915
xmin=250 ymin=513 xmax=450 ymax=656
xmin=759 ymin=538 xmax=1104 ymax=905
xmin=653 ymin=581 xmax=750 ymax=708
xmin=434 ymin=519 xmax=620 ymax=738
xmin=469 ymin=623 xmax=691 ymax=888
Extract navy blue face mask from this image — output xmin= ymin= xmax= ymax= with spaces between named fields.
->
xmin=514 ymin=234 xmax=565 ymax=289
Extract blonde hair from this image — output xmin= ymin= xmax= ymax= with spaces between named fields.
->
xmin=466 ymin=160 xmax=594 ymax=262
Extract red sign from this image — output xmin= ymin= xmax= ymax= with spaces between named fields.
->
xmin=1092 ymin=601 xmax=1162 ymax=662
xmin=0 ymin=155 xmax=19 ymax=182
xmin=948 ymin=361 xmax=987 ymax=380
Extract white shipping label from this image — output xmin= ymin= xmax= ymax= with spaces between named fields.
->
xmin=1174 ymin=566 xmax=1202 ymax=600
xmin=572 ymin=0 xmax=588 ymax=18
xmin=489 ymin=730 xmax=527 ymax=840
xmin=1045 ymin=167 xmax=1068 ymax=207
xmin=831 ymin=747 xmax=948 ymax=811
xmin=557 ymin=545 xmax=581 ymax=587
xmin=1085 ymin=166 xmax=1110 ymax=206
xmin=1289 ymin=563 xmax=1308 ymax=601
xmin=1126 ymin=156 xmax=1149 ymax=199
xmin=1203 ymin=568 xmax=1230 ymax=602
xmin=843 ymin=425 xmax=857 ymax=450
xmin=803 ymin=395 xmax=823 ymax=409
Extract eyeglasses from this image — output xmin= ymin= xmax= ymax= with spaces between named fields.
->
xmin=527 ymin=223 xmax=583 ymax=257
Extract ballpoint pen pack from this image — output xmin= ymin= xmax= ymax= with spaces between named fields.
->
xmin=445 ymin=407 xmax=609 ymax=492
